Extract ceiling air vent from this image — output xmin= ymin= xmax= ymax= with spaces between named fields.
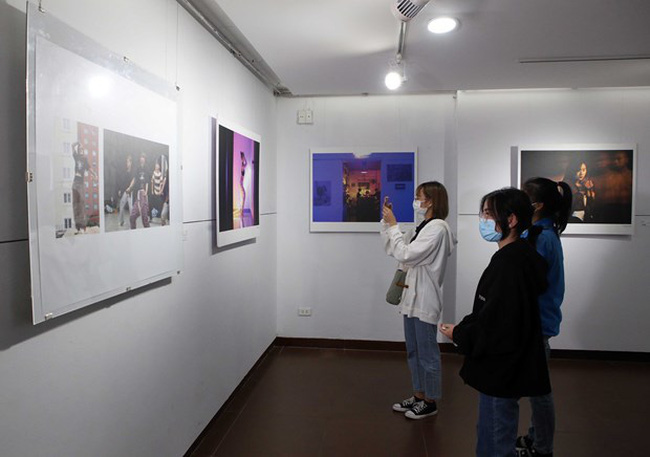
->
xmin=392 ymin=0 xmax=431 ymax=22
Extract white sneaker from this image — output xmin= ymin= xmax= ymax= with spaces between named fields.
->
xmin=392 ymin=396 xmax=418 ymax=412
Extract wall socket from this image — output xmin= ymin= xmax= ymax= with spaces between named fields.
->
xmin=297 ymin=307 xmax=312 ymax=317
xmin=297 ymin=109 xmax=313 ymax=125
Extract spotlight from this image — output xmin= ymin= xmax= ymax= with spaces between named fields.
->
xmin=427 ymin=17 xmax=459 ymax=34
xmin=385 ymin=71 xmax=403 ymax=90
xmin=392 ymin=0 xmax=431 ymax=22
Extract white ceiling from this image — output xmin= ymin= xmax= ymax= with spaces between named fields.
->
xmin=197 ymin=0 xmax=650 ymax=96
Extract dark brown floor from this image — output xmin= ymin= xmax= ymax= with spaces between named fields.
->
xmin=188 ymin=346 xmax=650 ymax=457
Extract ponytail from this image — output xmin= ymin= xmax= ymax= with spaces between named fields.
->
xmin=523 ymin=177 xmax=574 ymax=237
xmin=555 ymin=181 xmax=573 ymax=235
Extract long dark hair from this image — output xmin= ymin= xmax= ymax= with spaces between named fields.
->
xmin=480 ymin=187 xmax=533 ymax=239
xmin=523 ymin=177 xmax=573 ymax=238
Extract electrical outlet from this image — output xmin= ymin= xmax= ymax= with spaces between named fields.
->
xmin=304 ymin=109 xmax=313 ymax=124
xmin=297 ymin=109 xmax=306 ymax=124
xmin=298 ymin=307 xmax=312 ymax=317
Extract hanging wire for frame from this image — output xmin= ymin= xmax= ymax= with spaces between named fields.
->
xmin=175 ymin=1 xmax=180 ymax=91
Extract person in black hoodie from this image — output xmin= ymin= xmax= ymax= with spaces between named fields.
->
xmin=439 ymin=188 xmax=550 ymax=457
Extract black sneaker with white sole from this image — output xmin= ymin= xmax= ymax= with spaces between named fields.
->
xmin=405 ymin=400 xmax=438 ymax=419
xmin=515 ymin=436 xmax=553 ymax=457
xmin=392 ymin=396 xmax=419 ymax=412
xmin=516 ymin=449 xmax=553 ymax=457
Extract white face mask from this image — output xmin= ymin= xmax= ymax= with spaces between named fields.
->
xmin=412 ymin=199 xmax=428 ymax=214
xmin=413 ymin=200 xmax=430 ymax=225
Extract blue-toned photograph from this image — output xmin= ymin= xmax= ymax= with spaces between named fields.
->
xmin=311 ymin=152 xmax=415 ymax=224
xmin=313 ymin=180 xmax=332 ymax=206
xmin=387 ymin=163 xmax=413 ymax=182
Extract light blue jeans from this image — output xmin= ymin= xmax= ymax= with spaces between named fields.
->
xmin=525 ymin=337 xmax=555 ymax=454
xmin=403 ymin=316 xmax=442 ymax=400
xmin=477 ymin=394 xmax=520 ymax=457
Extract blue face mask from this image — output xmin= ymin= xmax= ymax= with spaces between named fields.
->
xmin=479 ymin=218 xmax=502 ymax=242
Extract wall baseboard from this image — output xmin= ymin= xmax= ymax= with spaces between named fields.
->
xmin=274 ymin=337 xmax=407 ymax=352
xmin=274 ymin=337 xmax=650 ymax=362
xmin=548 ymin=348 xmax=650 ymax=363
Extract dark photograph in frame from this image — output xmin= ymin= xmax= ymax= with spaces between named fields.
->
xmin=517 ymin=144 xmax=636 ymax=235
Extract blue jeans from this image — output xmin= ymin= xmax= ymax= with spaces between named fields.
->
xmin=403 ymin=316 xmax=442 ymax=400
xmin=525 ymin=337 xmax=555 ymax=454
xmin=477 ymin=393 xmax=519 ymax=457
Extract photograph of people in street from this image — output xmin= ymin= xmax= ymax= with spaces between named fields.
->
xmin=103 ymin=129 xmax=170 ymax=232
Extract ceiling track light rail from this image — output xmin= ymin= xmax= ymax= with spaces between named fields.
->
xmin=397 ymin=21 xmax=407 ymax=60
xmin=176 ymin=0 xmax=291 ymax=96
xmin=520 ymin=55 xmax=650 ymax=64
xmin=385 ymin=21 xmax=409 ymax=90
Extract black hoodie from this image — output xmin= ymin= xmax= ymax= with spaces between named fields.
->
xmin=453 ymin=239 xmax=550 ymax=398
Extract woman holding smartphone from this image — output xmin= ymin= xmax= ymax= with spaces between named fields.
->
xmin=380 ymin=181 xmax=457 ymax=419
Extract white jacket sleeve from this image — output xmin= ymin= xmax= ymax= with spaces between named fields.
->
xmin=380 ymin=220 xmax=414 ymax=258
xmin=384 ymin=222 xmax=443 ymax=267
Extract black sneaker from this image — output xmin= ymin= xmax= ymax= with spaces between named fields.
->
xmin=515 ymin=436 xmax=552 ymax=457
xmin=392 ymin=396 xmax=418 ymax=412
xmin=517 ymin=450 xmax=553 ymax=457
xmin=519 ymin=449 xmax=552 ymax=457
xmin=405 ymin=400 xmax=438 ymax=419
xmin=516 ymin=436 xmax=533 ymax=453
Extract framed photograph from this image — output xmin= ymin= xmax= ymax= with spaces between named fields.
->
xmin=213 ymin=117 xmax=261 ymax=247
xmin=516 ymin=144 xmax=636 ymax=235
xmin=103 ymin=130 xmax=170 ymax=232
xmin=310 ymin=148 xmax=417 ymax=232
xmin=26 ymin=3 xmax=182 ymax=324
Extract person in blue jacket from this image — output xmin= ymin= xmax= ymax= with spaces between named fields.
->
xmin=515 ymin=177 xmax=573 ymax=457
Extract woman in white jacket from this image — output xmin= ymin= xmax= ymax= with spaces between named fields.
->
xmin=381 ymin=181 xmax=457 ymax=419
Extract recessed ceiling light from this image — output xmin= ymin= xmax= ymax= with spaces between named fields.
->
xmin=427 ymin=17 xmax=458 ymax=34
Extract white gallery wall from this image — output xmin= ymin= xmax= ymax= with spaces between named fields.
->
xmin=456 ymin=89 xmax=650 ymax=352
xmin=276 ymin=95 xmax=458 ymax=340
xmin=275 ymin=89 xmax=650 ymax=353
xmin=0 ymin=1 xmax=277 ymax=457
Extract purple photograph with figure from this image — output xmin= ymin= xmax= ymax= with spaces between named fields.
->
xmin=213 ymin=117 xmax=261 ymax=247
